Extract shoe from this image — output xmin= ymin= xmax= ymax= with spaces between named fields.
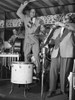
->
xmin=60 ymin=91 xmax=66 ymax=95
xmin=33 ymin=76 xmax=39 ymax=80
xmin=36 ymin=73 xmax=40 ymax=79
xmin=47 ymin=91 xmax=56 ymax=98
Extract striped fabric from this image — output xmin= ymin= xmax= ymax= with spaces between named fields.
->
xmin=0 ymin=0 xmax=75 ymax=19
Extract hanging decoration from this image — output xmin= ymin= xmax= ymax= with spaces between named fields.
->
xmin=0 ymin=13 xmax=74 ymax=28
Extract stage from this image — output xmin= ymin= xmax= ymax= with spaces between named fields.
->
xmin=0 ymin=80 xmax=69 ymax=100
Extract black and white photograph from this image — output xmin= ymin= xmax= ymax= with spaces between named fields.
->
xmin=0 ymin=0 xmax=75 ymax=100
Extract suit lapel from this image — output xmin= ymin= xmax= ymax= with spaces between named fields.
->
xmin=54 ymin=28 xmax=69 ymax=49
xmin=60 ymin=28 xmax=69 ymax=42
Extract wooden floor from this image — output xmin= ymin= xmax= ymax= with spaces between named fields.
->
xmin=0 ymin=80 xmax=69 ymax=100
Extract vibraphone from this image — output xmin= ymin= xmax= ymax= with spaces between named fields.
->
xmin=0 ymin=53 xmax=19 ymax=79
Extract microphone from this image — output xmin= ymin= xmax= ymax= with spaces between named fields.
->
xmin=42 ymin=47 xmax=45 ymax=54
xmin=32 ymin=17 xmax=35 ymax=24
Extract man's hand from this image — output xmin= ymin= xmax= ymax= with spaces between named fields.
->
xmin=55 ymin=22 xmax=65 ymax=27
xmin=29 ymin=0 xmax=36 ymax=2
xmin=24 ymin=0 xmax=29 ymax=5
xmin=21 ymin=0 xmax=29 ymax=7
xmin=23 ymin=0 xmax=36 ymax=6
xmin=40 ymin=42 xmax=45 ymax=49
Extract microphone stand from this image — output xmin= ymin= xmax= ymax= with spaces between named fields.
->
xmin=41 ymin=47 xmax=45 ymax=99
xmin=40 ymin=25 xmax=56 ymax=99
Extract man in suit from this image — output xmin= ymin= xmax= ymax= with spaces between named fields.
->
xmin=16 ymin=0 xmax=43 ymax=75
xmin=44 ymin=15 xmax=75 ymax=97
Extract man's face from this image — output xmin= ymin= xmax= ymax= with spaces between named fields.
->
xmin=13 ymin=29 xmax=17 ymax=35
xmin=30 ymin=9 xmax=36 ymax=18
xmin=40 ymin=25 xmax=45 ymax=32
xmin=62 ymin=16 xmax=69 ymax=23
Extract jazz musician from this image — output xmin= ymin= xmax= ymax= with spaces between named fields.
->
xmin=16 ymin=0 xmax=44 ymax=76
xmin=42 ymin=15 xmax=75 ymax=97
xmin=8 ymin=29 xmax=18 ymax=46
xmin=8 ymin=29 xmax=18 ymax=53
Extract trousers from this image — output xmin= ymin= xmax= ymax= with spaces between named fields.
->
xmin=49 ymin=56 xmax=74 ymax=92
xmin=24 ymin=40 xmax=40 ymax=73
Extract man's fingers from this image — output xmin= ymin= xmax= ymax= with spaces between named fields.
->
xmin=24 ymin=0 xmax=29 ymax=5
xmin=29 ymin=0 xmax=36 ymax=2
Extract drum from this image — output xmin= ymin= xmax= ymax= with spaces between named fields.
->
xmin=11 ymin=62 xmax=33 ymax=84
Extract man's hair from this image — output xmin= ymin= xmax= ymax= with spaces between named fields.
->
xmin=23 ymin=7 xmax=35 ymax=14
xmin=13 ymin=29 xmax=16 ymax=31
xmin=69 ymin=14 xmax=75 ymax=23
